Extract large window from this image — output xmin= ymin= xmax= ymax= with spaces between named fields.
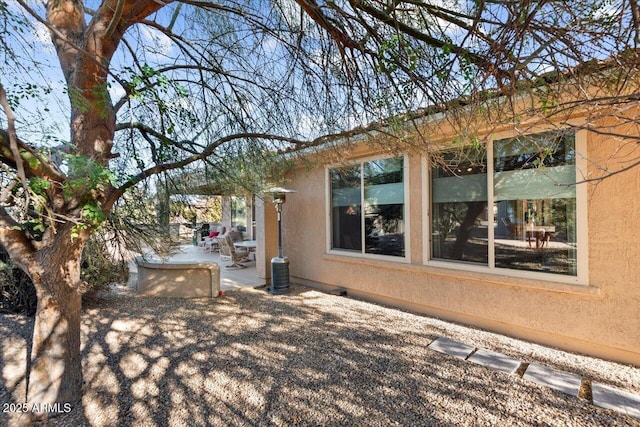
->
xmin=431 ymin=147 xmax=488 ymax=264
xmin=330 ymin=157 xmax=406 ymax=258
xmin=431 ymin=131 xmax=580 ymax=278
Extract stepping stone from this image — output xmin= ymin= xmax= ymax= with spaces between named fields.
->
xmin=468 ymin=348 xmax=521 ymax=374
xmin=427 ymin=337 xmax=475 ymax=360
xmin=523 ymin=363 xmax=582 ymax=397
xmin=592 ymin=383 xmax=640 ymax=420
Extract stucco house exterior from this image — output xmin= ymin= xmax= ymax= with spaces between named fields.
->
xmin=255 ymin=94 xmax=640 ymax=367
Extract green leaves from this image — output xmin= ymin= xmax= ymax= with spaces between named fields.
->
xmin=55 ymin=154 xmax=112 ymax=238
xmin=81 ymin=202 xmax=106 ymax=225
xmin=376 ymin=35 xmax=419 ymax=74
xmin=62 ymin=155 xmax=114 ymax=201
xmin=21 ymin=157 xmax=112 ymax=239
xmin=71 ymin=202 xmax=107 ymax=240
xmin=28 ymin=177 xmax=51 ymax=196
xmin=66 ymin=84 xmax=111 ymax=118
xmin=125 ymin=63 xmax=185 ymax=101
xmin=122 ymin=63 xmax=194 ymax=140
xmin=4 ymin=82 xmax=53 ymax=111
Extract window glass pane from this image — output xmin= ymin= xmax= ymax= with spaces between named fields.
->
xmin=494 ymin=133 xmax=578 ymax=275
xmin=364 ymin=158 xmax=405 ymax=256
xmin=231 ymin=196 xmax=247 ymax=232
xmin=331 ymin=165 xmax=362 ymax=251
xmin=431 ymin=148 xmax=488 ymax=264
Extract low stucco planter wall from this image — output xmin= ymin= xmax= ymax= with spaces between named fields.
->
xmin=135 ymin=257 xmax=220 ymax=298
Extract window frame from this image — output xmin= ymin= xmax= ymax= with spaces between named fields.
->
xmin=326 ymin=154 xmax=411 ymax=263
xmin=424 ymin=129 xmax=589 ymax=285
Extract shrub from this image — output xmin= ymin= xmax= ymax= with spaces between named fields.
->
xmin=0 ymin=246 xmax=37 ymax=316
xmin=80 ymin=237 xmax=129 ymax=301
xmin=0 ymin=237 xmax=130 ymax=314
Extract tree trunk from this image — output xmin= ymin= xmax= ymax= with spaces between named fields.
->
xmin=27 ymin=240 xmax=84 ymax=419
xmin=450 ymin=201 xmax=487 ymax=260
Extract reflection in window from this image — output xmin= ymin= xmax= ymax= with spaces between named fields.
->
xmin=431 ymin=147 xmax=488 ymax=264
xmin=331 ymin=165 xmax=362 ymax=251
xmin=364 ymin=158 xmax=405 ymax=256
xmin=494 ymin=133 xmax=577 ymax=275
xmin=330 ymin=158 xmax=405 ymax=257
xmin=430 ymin=131 xmax=578 ymax=277
xmin=231 ymin=196 xmax=247 ymax=232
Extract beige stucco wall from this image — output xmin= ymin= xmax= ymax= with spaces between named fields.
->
xmin=136 ymin=258 xmax=220 ymax=298
xmin=282 ymin=126 xmax=640 ymax=366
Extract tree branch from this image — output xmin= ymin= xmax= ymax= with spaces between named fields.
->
xmin=17 ymin=0 xmax=129 ymax=89
xmin=103 ymin=0 xmax=125 ymax=39
xmin=0 ymin=129 xmax=67 ymax=181
xmin=0 ymin=205 xmax=35 ymax=271
xmin=0 ymin=83 xmax=29 ymax=204
xmin=350 ymin=0 xmax=494 ymax=71
xmin=108 ymin=132 xmax=317 ymax=203
xmin=294 ymin=0 xmax=362 ymax=53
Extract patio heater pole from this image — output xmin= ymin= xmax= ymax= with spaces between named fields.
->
xmin=265 ymin=187 xmax=295 ymax=295
xmin=276 ymin=201 xmax=283 ymax=258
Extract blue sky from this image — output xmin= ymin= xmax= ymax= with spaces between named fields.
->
xmin=2 ymin=1 xmax=189 ymax=145
xmin=1 ymin=0 xmax=631 ymax=151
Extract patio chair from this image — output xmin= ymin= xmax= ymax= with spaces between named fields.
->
xmin=198 ymin=226 xmax=225 ymax=251
xmin=501 ymin=217 xmax=521 ymax=238
xmin=218 ymin=234 xmax=249 ymax=269
xmin=218 ymin=234 xmax=232 ymax=261
xmin=203 ymin=236 xmax=219 ymax=253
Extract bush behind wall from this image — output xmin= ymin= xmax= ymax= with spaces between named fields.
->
xmin=0 ymin=238 xmax=129 ymax=315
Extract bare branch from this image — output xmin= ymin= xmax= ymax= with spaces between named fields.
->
xmin=109 ymin=132 xmax=313 ymax=200
xmin=103 ymin=0 xmax=125 ymax=40
xmin=0 ymin=83 xmax=30 ymax=209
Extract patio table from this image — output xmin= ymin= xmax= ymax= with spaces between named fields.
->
xmin=233 ymin=240 xmax=257 ymax=249
xmin=234 ymin=240 xmax=257 ymax=260
xmin=525 ymin=225 xmax=556 ymax=248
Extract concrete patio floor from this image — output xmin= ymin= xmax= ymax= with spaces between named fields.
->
xmin=127 ymin=243 xmax=264 ymax=295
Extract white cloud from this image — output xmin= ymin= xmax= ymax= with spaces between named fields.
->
xmin=590 ymin=0 xmax=623 ymax=20
xmin=261 ymin=35 xmax=279 ymax=54
xmin=140 ymin=25 xmax=175 ymax=55
xmin=109 ymin=82 xmax=127 ymax=103
xmin=297 ymin=113 xmax=326 ymax=139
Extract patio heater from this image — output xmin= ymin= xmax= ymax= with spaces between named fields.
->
xmin=264 ymin=187 xmax=296 ymax=295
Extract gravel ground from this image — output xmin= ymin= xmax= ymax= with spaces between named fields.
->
xmin=1 ymin=281 xmax=639 ymax=426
